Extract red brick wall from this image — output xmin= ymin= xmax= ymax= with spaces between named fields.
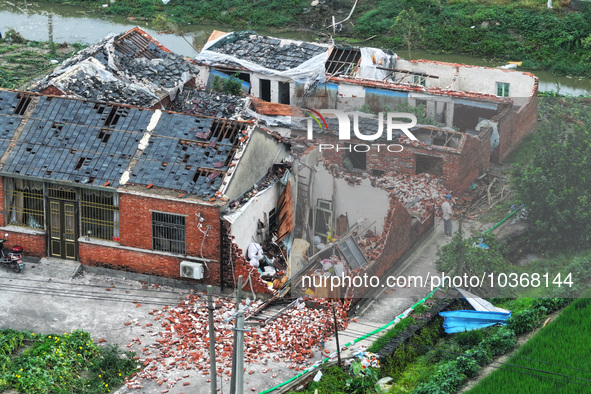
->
xmin=118 ymin=193 xmax=221 ymax=262
xmin=452 ymin=131 xmax=491 ymax=194
xmin=349 ymin=200 xmax=434 ymax=299
xmin=492 ymin=94 xmax=538 ymax=163
xmin=40 ymin=86 xmax=66 ymax=96
xmin=317 ymin=134 xmax=489 ymax=195
xmin=78 ymin=241 xmax=221 ymax=285
xmin=370 ymin=201 xmax=434 ymax=279
xmin=2 ymin=231 xmax=46 ymax=258
xmin=0 ymin=177 xmax=46 ymax=257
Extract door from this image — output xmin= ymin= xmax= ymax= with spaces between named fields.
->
xmin=49 ymin=200 xmax=77 ymax=259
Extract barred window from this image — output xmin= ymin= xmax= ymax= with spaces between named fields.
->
xmin=152 ymin=212 xmax=186 ymax=255
xmin=4 ymin=178 xmax=44 ymax=229
xmin=81 ymin=189 xmax=119 ymax=241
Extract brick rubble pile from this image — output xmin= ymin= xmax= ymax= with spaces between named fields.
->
xmin=124 ymin=294 xmax=349 ymax=390
xmin=374 ymin=172 xmax=449 ymax=217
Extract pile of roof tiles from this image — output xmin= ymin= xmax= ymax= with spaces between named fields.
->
xmin=124 ymin=294 xmax=349 ymax=390
xmin=171 ymin=89 xmax=249 ymax=119
xmin=62 ymin=73 xmax=158 ymax=107
xmin=116 ymin=53 xmax=197 ymax=89
xmin=208 ymin=31 xmax=327 ymax=71
xmin=31 ymin=29 xmax=200 ymax=107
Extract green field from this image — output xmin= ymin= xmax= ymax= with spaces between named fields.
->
xmin=468 ymin=291 xmax=591 ymax=393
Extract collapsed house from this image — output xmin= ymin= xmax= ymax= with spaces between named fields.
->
xmin=195 ymin=30 xmax=538 ymax=165
xmin=194 ymin=30 xmax=539 ymax=300
xmin=0 ymin=89 xmax=292 ymax=292
xmin=31 ymin=27 xmax=200 ymax=109
xmin=4 ymin=29 xmax=539 ymax=301
xmin=30 ymin=27 xmax=250 ymax=120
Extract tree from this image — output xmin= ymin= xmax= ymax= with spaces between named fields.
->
xmin=512 ymin=98 xmax=591 ymax=252
xmin=393 ymin=7 xmax=423 ymax=59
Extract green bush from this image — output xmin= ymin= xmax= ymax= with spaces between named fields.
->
xmin=480 ymin=327 xmax=516 ymax=356
xmin=368 ymin=316 xmax=414 ymax=353
xmin=0 ymin=330 xmax=138 ymax=394
xmin=513 ymin=98 xmax=591 ymax=252
xmin=414 ymin=360 xmax=465 ymax=394
xmin=464 ymin=347 xmax=492 ymax=367
xmin=455 ymin=355 xmax=480 ymax=378
xmin=304 ymin=365 xmax=348 ymax=393
xmin=455 ymin=329 xmax=485 ymax=348
xmin=435 ymin=232 xmax=508 ymax=280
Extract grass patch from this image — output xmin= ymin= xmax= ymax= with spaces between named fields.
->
xmin=0 ymin=35 xmax=84 ymax=89
xmin=368 ymin=316 xmax=415 ymax=353
xmin=468 ymin=290 xmax=591 ymax=393
xmin=476 ymin=200 xmax=513 ymax=224
xmin=505 ymin=132 xmax=540 ymax=166
xmin=0 ymin=330 xmax=138 ymax=393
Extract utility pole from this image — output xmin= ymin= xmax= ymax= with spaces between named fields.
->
xmin=235 ymin=309 xmax=245 ymax=394
xmin=207 ymin=286 xmax=217 ymax=394
xmin=229 ymin=275 xmax=243 ymax=394
xmin=332 ymin=300 xmax=342 ymax=367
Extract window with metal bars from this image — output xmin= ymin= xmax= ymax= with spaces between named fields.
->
xmin=81 ymin=189 xmax=120 ymax=241
xmin=152 ymin=212 xmax=186 ymax=255
xmin=4 ymin=178 xmax=44 ymax=229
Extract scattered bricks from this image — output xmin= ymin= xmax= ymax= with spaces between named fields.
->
xmin=123 ymin=292 xmax=350 ymax=390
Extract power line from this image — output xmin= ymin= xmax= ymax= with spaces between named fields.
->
xmin=491 ymin=363 xmax=591 ymax=388
xmin=0 ymin=282 xmax=185 ymax=307
xmin=0 ymin=275 xmax=187 ymax=295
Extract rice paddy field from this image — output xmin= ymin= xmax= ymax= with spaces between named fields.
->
xmin=468 ymin=290 xmax=591 ymax=394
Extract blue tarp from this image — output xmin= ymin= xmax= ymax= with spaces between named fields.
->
xmin=439 ymin=310 xmax=511 ymax=333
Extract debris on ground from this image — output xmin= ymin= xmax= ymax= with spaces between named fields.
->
xmin=124 ymin=293 xmax=349 ymax=390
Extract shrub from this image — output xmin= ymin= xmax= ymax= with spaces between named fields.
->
xmin=435 ymin=232 xmax=508 ymax=280
xmin=456 ymin=355 xmax=480 ymax=378
xmin=480 ymin=327 xmax=516 ymax=356
xmin=455 ymin=329 xmax=485 ymax=348
xmin=508 ymin=309 xmax=540 ymax=335
xmin=305 ymin=365 xmax=348 ymax=393
xmin=465 ymin=347 xmax=492 ymax=367
xmin=223 ymin=73 xmax=244 ymax=96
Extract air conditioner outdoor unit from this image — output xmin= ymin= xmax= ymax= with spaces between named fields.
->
xmin=180 ymin=261 xmax=204 ymax=279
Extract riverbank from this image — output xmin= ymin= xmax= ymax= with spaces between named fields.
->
xmin=0 ymin=30 xmax=82 ymax=89
xmin=38 ymin=0 xmax=591 ymax=77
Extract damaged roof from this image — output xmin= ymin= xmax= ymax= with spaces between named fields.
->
xmin=291 ymin=112 xmax=466 ymax=150
xmin=0 ymin=90 xmax=252 ymax=201
xmin=31 ymin=27 xmax=200 ymax=108
xmin=170 ymin=89 xmax=249 ymax=119
xmin=203 ymin=30 xmax=329 ymax=71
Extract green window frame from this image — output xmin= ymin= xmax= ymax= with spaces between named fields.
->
xmin=496 ymin=82 xmax=510 ymax=97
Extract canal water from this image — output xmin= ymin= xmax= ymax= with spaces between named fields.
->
xmin=1 ymin=0 xmax=590 ymax=96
